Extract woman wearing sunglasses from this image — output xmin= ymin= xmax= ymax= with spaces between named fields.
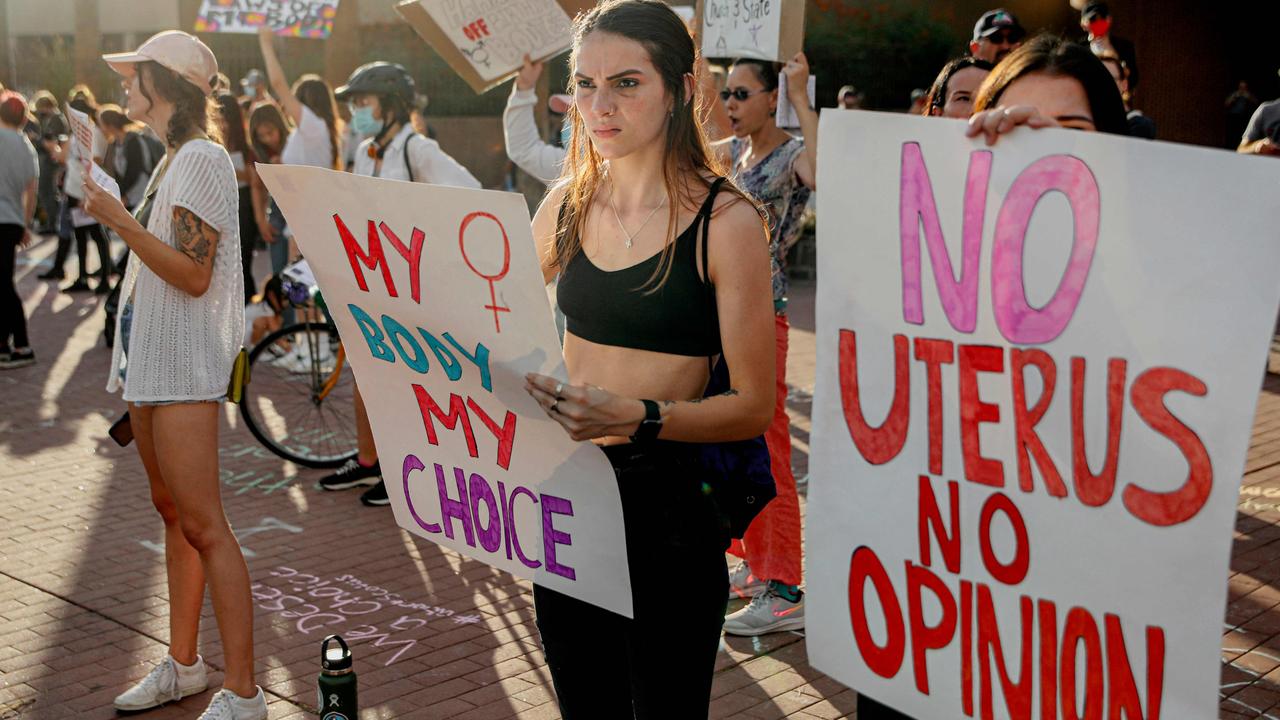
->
xmin=710 ymin=51 xmax=815 ymax=636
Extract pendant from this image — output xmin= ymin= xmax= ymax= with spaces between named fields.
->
xmin=625 ymin=237 xmax=633 ymax=249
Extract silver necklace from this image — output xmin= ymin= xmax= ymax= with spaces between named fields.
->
xmin=607 ymin=175 xmax=667 ymax=249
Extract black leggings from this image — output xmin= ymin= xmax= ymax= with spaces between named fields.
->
xmin=0 ymin=224 xmax=29 ymax=349
xmin=68 ymin=199 xmax=110 ymax=282
xmin=533 ymin=442 xmax=730 ymax=719
xmin=238 ymin=186 xmax=258 ymax=302
xmin=858 ymin=696 xmax=915 ymax=718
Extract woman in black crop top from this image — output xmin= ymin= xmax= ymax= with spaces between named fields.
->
xmin=520 ymin=1 xmax=775 ymax=717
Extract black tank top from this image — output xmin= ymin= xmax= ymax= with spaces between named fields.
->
xmin=557 ymin=177 xmax=726 ymax=357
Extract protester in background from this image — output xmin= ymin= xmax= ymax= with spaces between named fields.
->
xmin=907 ymin=88 xmax=927 ymax=115
xmin=524 ymin=1 xmax=774 ymax=714
xmin=967 ymin=33 xmax=1130 ymax=144
xmin=924 ymin=57 xmax=993 ymax=119
xmin=99 ymin=105 xmax=162 ymax=211
xmin=0 ymin=91 xmax=39 ymax=370
xmin=969 ymin=8 xmax=1025 ymax=64
xmin=214 ymin=94 xmax=263 ymax=302
xmin=322 ymin=60 xmax=481 ymax=507
xmin=836 ymin=84 xmax=862 ymax=109
xmin=83 ymin=30 xmax=263 ymax=720
xmin=247 ymin=103 xmax=290 ymax=274
xmin=50 ymin=91 xmax=113 ymax=294
xmin=710 ymin=53 xmax=816 ymax=637
xmin=1096 ymin=52 xmax=1155 ymax=139
xmin=241 ymin=69 xmax=266 ymax=104
xmin=1239 ymin=93 xmax=1280 ymax=157
xmin=1080 ymin=1 xmax=1138 ymax=91
xmin=31 ymin=92 xmax=65 ymax=238
xmin=1226 ymin=81 xmax=1260 ymax=149
xmin=503 ymin=55 xmax=568 ymax=184
xmin=213 ymin=72 xmax=232 ymax=94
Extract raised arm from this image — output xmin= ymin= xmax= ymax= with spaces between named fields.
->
xmin=503 ymin=56 xmax=566 ymax=183
xmin=783 ymin=52 xmax=818 ymax=190
xmin=258 ymin=27 xmax=303 ymax=125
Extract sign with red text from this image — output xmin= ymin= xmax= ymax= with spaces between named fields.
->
xmin=194 ymin=0 xmax=340 ymax=38
xmin=807 ymin=111 xmax=1280 ymax=718
xmin=696 ymin=0 xmax=805 ymax=61
xmin=257 ymin=165 xmax=633 ymax=618
xmin=396 ymin=0 xmax=595 ymax=94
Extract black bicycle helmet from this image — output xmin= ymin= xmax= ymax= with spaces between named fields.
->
xmin=335 ymin=62 xmax=415 ymax=104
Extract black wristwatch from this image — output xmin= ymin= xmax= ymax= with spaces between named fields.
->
xmin=630 ymin=399 xmax=663 ymax=443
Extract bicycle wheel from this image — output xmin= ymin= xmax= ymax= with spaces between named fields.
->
xmin=239 ymin=322 xmax=359 ymax=468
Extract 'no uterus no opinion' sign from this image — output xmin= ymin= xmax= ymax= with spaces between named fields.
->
xmin=258 ymin=165 xmax=633 ymax=618
xmin=807 ymin=111 xmax=1280 ymax=718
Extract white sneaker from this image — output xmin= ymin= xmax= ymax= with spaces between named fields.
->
xmin=113 ymin=654 xmax=209 ymax=712
xmin=727 ymin=560 xmax=766 ymax=600
xmin=723 ymin=585 xmax=805 ymax=636
xmin=198 ymin=687 xmax=268 ymax=720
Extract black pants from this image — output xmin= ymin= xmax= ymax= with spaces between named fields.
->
xmin=238 ymin=186 xmax=257 ymax=302
xmin=69 ymin=200 xmax=111 ymax=283
xmin=0 ymin=225 xmax=29 ymax=349
xmin=533 ymin=442 xmax=730 ymax=719
xmin=858 ymin=696 xmax=915 ymax=718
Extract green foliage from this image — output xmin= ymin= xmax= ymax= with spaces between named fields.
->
xmin=804 ymin=2 xmax=961 ymax=110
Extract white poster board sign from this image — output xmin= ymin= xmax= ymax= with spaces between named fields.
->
xmin=697 ymin=0 xmax=805 ymax=61
xmin=257 ymin=165 xmax=633 ymax=618
xmin=396 ymin=0 xmax=594 ymax=93
xmin=807 ymin=111 xmax=1280 ymax=718
xmin=775 ymin=72 xmax=814 ymax=130
xmin=64 ymin=104 xmax=120 ymax=228
xmin=194 ymin=0 xmax=340 ymax=38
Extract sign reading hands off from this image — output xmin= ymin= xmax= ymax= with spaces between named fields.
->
xmin=396 ymin=0 xmax=596 ymax=94
xmin=807 ymin=111 xmax=1280 ymax=718
xmin=257 ymin=165 xmax=632 ymax=618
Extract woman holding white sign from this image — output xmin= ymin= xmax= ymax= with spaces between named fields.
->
xmin=708 ymin=52 xmax=818 ymax=637
xmin=523 ymin=1 xmax=775 ymax=716
xmin=81 ymin=31 xmax=265 ymax=720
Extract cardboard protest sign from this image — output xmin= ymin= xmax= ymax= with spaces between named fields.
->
xmin=257 ymin=165 xmax=633 ymax=618
xmin=806 ymin=111 xmax=1280 ymax=718
xmin=396 ymin=0 xmax=595 ymax=94
xmin=696 ymin=0 xmax=805 ymax=61
xmin=64 ymin=104 xmax=120 ymax=228
xmin=194 ymin=0 xmax=340 ymax=38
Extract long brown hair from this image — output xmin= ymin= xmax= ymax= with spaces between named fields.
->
xmin=214 ymin=92 xmax=253 ymax=161
xmin=554 ymin=0 xmax=758 ymax=291
xmin=249 ymin=101 xmax=289 ymax=163
xmin=291 ymin=74 xmax=341 ymax=169
xmin=137 ymin=61 xmax=219 ymax=147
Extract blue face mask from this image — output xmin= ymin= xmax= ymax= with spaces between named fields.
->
xmin=350 ymin=105 xmax=381 ymax=136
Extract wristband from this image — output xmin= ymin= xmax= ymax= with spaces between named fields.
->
xmin=629 ymin=399 xmax=663 ymax=443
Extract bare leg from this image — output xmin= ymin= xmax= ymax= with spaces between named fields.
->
xmin=353 ymin=385 xmax=377 ymax=465
xmin=151 ymin=402 xmax=257 ymax=698
xmin=130 ymin=403 xmax=204 ymax=665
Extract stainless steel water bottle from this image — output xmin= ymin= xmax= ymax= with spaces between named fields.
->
xmin=316 ymin=634 xmax=357 ymax=719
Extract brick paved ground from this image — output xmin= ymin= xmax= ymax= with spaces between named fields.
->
xmin=1 ymin=233 xmax=1279 ymax=719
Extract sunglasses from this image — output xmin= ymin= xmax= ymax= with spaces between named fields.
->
xmin=720 ymin=88 xmax=765 ymax=102
xmin=984 ymin=30 xmax=1025 ymax=44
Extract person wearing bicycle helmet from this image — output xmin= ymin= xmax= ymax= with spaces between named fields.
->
xmin=340 ymin=62 xmax=480 ymax=185
xmin=319 ymin=61 xmax=481 ymax=507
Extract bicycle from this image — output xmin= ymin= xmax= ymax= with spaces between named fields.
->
xmin=239 ymin=273 xmax=359 ymax=468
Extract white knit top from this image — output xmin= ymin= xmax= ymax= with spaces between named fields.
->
xmin=107 ymin=140 xmax=244 ymax=402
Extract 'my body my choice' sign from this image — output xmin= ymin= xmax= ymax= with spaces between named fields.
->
xmin=258 ymin=166 xmax=632 ymax=618
xmin=808 ymin=112 xmax=1280 ymax=718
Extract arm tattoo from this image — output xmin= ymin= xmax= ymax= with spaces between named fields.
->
xmin=172 ymin=206 xmax=216 ymax=266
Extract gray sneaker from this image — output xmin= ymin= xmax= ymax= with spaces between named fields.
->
xmin=113 ymin=655 xmax=208 ymax=712
xmin=197 ymin=687 xmax=268 ymax=720
xmin=727 ymin=560 xmax=766 ymax=600
xmin=723 ymin=585 xmax=805 ymax=636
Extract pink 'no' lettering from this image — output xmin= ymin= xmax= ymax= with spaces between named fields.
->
xmin=899 ymin=143 xmax=991 ymax=332
xmin=991 ymin=155 xmax=1100 ymax=344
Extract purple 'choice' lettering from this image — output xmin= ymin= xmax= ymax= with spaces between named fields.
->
xmin=401 ymin=454 xmax=441 ymax=534
xmin=541 ymin=494 xmax=576 ymax=581
xmin=436 ymin=464 xmax=476 ymax=547
xmin=469 ymin=471 xmax=503 ymax=553
xmin=510 ymin=486 xmax=542 ymax=570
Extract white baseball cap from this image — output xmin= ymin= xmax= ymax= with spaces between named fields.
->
xmin=103 ymin=31 xmax=218 ymax=96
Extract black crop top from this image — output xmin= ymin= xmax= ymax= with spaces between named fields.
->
xmin=557 ymin=177 xmax=727 ymax=357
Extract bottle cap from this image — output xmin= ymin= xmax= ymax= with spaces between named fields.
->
xmin=320 ymin=634 xmax=352 ymax=674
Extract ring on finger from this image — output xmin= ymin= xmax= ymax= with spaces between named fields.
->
xmin=550 ymin=400 xmax=560 ymax=414
xmin=554 ymin=382 xmax=564 ymax=398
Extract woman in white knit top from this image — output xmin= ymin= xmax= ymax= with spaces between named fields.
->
xmin=82 ymin=32 xmax=265 ymax=720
